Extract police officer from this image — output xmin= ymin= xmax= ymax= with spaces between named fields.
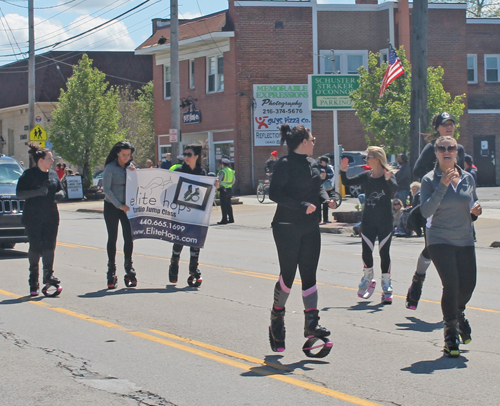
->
xmin=217 ymin=158 xmax=236 ymax=225
xmin=169 ymin=155 xmax=184 ymax=171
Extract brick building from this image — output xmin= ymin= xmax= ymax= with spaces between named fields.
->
xmin=136 ymin=0 xmax=500 ymax=193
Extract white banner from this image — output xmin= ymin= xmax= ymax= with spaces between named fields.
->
xmin=126 ymin=169 xmax=216 ymax=248
xmin=253 ymin=84 xmax=312 ymax=146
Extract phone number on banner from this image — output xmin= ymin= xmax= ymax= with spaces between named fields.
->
xmin=129 ymin=216 xmax=207 ymax=248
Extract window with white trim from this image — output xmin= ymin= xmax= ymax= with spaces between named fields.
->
xmin=319 ymin=50 xmax=368 ymax=75
xmin=467 ymin=54 xmax=477 ymax=84
xmin=485 ymin=55 xmax=500 ymax=83
xmin=207 ymin=55 xmax=224 ymax=93
xmin=189 ymin=59 xmax=195 ymax=89
xmin=164 ymin=65 xmax=171 ymax=99
xmin=380 ymin=48 xmax=389 ymax=64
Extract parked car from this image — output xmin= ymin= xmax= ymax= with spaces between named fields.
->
xmin=93 ymin=169 xmax=104 ymax=187
xmin=324 ymin=151 xmax=370 ymax=197
xmin=0 ymin=154 xmax=29 ymax=249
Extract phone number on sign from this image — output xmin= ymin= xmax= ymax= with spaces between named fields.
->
xmin=262 ymin=108 xmax=303 ymax=114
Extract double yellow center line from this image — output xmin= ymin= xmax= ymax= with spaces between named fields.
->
xmin=0 ymin=287 xmax=381 ymax=406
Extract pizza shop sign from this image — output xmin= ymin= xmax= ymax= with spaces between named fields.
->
xmin=182 ymin=103 xmax=202 ymax=124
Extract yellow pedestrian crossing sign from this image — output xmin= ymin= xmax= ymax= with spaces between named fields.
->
xmin=30 ymin=125 xmax=47 ymax=142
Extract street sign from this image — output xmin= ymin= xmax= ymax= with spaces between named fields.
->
xmin=29 ymin=125 xmax=47 ymax=141
xmin=308 ymin=75 xmax=359 ymax=111
xmin=35 ymin=116 xmax=42 ymax=123
xmin=169 ymin=129 xmax=178 ymax=143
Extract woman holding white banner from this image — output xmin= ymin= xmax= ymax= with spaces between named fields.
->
xmin=268 ymin=124 xmax=337 ymax=356
xmin=169 ymin=144 xmax=213 ymax=287
xmin=103 ymin=141 xmax=137 ymax=289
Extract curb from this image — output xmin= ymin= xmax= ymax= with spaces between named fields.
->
xmin=319 ymin=223 xmax=355 ymax=235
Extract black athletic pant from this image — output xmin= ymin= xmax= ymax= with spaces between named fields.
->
xmin=172 ymin=243 xmax=200 ymax=272
xmin=104 ymin=201 xmax=133 ymax=267
xmin=219 ymin=187 xmax=234 ymax=223
xmin=360 ymin=221 xmax=393 ymax=273
xmin=25 ymin=213 xmax=59 ymax=281
xmin=272 ymin=221 xmax=320 ymax=291
xmin=427 ymin=244 xmax=477 ymax=320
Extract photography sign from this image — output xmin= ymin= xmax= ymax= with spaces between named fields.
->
xmin=308 ymin=75 xmax=359 ymax=110
xmin=126 ymin=169 xmax=216 ymax=248
xmin=253 ymin=84 xmax=311 ymax=146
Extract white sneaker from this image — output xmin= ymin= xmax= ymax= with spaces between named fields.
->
xmin=358 ymin=267 xmax=376 ymax=299
xmin=381 ymin=273 xmax=393 ymax=304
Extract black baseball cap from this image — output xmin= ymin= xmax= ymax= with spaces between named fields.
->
xmin=434 ymin=112 xmax=455 ymax=129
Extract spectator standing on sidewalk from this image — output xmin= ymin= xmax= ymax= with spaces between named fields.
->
xmin=395 ymin=154 xmax=410 ymax=206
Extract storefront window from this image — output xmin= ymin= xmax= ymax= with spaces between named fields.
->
xmin=214 ymin=141 xmax=234 ymax=169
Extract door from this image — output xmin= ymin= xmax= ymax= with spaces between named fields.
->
xmin=473 ymin=135 xmax=496 ymax=186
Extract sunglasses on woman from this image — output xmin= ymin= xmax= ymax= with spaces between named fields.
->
xmin=436 ymin=145 xmax=457 ymax=153
xmin=183 ymin=152 xmax=194 ymax=157
xmin=393 ymin=203 xmax=401 ymax=207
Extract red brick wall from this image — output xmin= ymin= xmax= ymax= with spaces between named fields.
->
xmin=231 ymin=4 xmax=314 ymax=193
xmin=426 ymin=8 xmax=471 ymax=151
xmin=318 ymin=10 xmax=389 ymax=51
xmin=465 ymin=22 xmax=500 ymax=184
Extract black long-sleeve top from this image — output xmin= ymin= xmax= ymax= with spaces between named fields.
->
xmin=16 ymin=166 xmax=63 ymax=223
xmin=413 ymin=141 xmax=465 ymax=179
xmin=341 ymin=170 xmax=397 ymax=226
xmin=269 ymin=151 xmax=329 ymax=224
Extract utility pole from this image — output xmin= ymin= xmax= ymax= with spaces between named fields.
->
xmin=170 ymin=0 xmax=181 ymax=162
xmin=409 ymin=0 xmax=428 ymax=176
xmin=28 ymin=0 xmax=35 ymax=135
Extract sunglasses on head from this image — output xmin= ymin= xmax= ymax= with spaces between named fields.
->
xmin=436 ymin=145 xmax=457 ymax=153
xmin=183 ymin=152 xmax=193 ymax=157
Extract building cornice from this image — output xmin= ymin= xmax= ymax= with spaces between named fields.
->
xmin=136 ymin=32 xmax=234 ymax=56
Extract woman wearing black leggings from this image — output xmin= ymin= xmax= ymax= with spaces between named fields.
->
xmin=16 ymin=143 xmax=64 ymax=296
xmin=340 ymin=146 xmax=397 ymax=304
xmin=267 ymin=124 xmax=337 ymax=353
xmin=168 ymin=144 xmax=207 ymax=287
xmin=103 ymin=141 xmax=137 ymax=289
xmin=420 ymin=135 xmax=481 ymax=357
xmin=407 ymin=112 xmax=466 ymax=310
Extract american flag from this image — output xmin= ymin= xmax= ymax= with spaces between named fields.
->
xmin=379 ymin=44 xmax=405 ymax=98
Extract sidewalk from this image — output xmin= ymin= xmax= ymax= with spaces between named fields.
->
xmin=59 ymin=188 xmax=499 ymax=249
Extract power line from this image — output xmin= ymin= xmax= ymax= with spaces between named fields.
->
xmin=0 ymin=0 xmax=152 ymax=56
xmin=35 ymin=0 xmax=129 ymax=42
xmin=0 ymin=0 xmax=80 ymax=10
xmin=0 ymin=6 xmax=23 ymax=59
xmin=38 ymin=0 xmax=151 ymax=51
xmin=46 ymin=0 xmax=159 ymax=51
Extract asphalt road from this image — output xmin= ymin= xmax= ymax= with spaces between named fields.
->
xmin=0 ymin=190 xmax=499 ymax=406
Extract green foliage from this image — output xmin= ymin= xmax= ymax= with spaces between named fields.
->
xmin=117 ymin=81 xmax=155 ymax=167
xmin=349 ymin=47 xmax=465 ymax=155
xmin=49 ymin=54 xmax=124 ymax=187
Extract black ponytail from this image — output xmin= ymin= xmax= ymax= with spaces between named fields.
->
xmin=279 ymin=124 xmax=310 ymax=152
xmin=28 ymin=142 xmax=50 ymax=166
